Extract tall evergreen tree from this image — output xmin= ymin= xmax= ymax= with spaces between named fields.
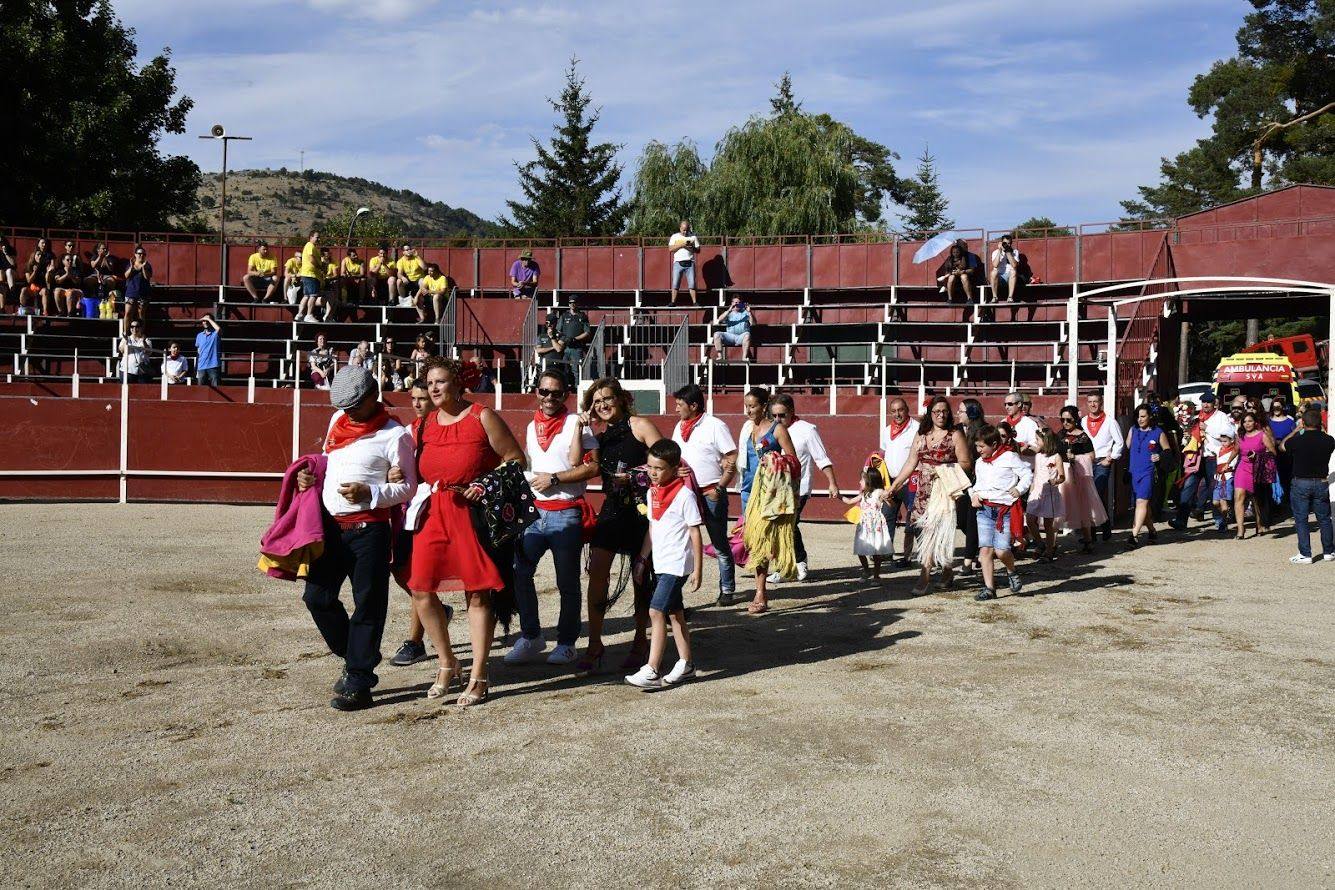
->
xmin=1 ymin=0 xmax=200 ymax=229
xmin=897 ymin=147 xmax=953 ymax=234
xmin=501 ymin=59 xmax=626 ymax=237
xmin=770 ymin=72 xmax=802 ymax=116
xmin=1122 ymin=0 xmax=1334 ymax=220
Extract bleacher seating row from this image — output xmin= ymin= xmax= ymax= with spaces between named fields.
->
xmin=1 ymin=280 xmax=1127 ymax=398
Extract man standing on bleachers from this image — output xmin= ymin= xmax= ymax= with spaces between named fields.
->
xmin=668 ymin=220 xmax=700 ymax=306
xmin=547 ymin=294 xmax=592 ymax=383
xmin=195 ymin=314 xmax=222 ymax=387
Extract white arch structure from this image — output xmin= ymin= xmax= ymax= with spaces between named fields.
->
xmin=1068 ymin=276 xmax=1335 ymax=430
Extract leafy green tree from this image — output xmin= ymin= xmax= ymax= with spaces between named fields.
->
xmin=321 ymin=208 xmax=404 ymax=250
xmin=1011 ymin=216 xmax=1074 ymax=237
xmin=625 ymin=141 xmax=706 ymax=236
xmin=1122 ymin=0 xmax=1334 ymax=220
xmin=626 ymin=77 xmax=906 ymax=236
xmin=1 ymin=0 xmax=200 ymax=229
xmin=896 ymin=146 xmax=953 ymax=235
xmin=501 ymin=59 xmax=626 ymax=237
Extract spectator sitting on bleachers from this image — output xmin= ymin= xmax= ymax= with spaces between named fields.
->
xmin=348 ymin=339 xmax=372 ymax=370
xmin=162 ymin=341 xmax=190 ymax=384
xmin=712 ymin=295 xmax=753 ymax=362
xmin=308 ymin=332 xmax=337 ymax=389
xmin=243 ymin=241 xmax=280 ymax=302
xmin=341 ymin=248 xmax=366 ymax=306
xmin=989 ymin=234 xmax=1031 ymax=304
xmin=404 ymin=334 xmax=432 ymax=389
xmin=510 ymin=249 xmax=540 ymax=299
xmin=119 ymin=320 xmax=153 ymax=383
xmin=282 ymin=252 xmax=302 ymax=303
xmin=123 ymin=244 xmax=153 ymax=327
xmin=669 ymin=219 xmax=701 ymax=306
xmin=85 ymin=242 xmax=120 ymax=310
xmin=395 ymin=244 xmax=426 ymax=308
xmin=196 ymin=313 xmax=222 ymax=387
xmin=375 ymin=336 xmax=404 ymax=391
xmin=296 ymin=230 xmax=323 ymax=323
xmin=52 ymin=252 xmax=83 ymax=317
xmin=419 ymin=263 xmax=451 ymax=324
xmin=22 ymin=238 xmax=54 ymax=316
xmin=935 ymin=239 xmax=982 ymax=307
xmin=320 ymin=248 xmax=341 ymax=320
xmin=0 ymin=236 xmax=17 ymax=310
xmin=368 ymin=245 xmax=397 ymax=305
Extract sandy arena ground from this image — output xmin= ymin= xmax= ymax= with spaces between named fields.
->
xmin=0 ymin=503 xmax=1331 ymax=888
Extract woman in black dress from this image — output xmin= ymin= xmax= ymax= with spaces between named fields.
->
xmin=579 ymin=377 xmax=662 ymax=673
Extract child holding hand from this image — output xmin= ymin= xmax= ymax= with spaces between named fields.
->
xmin=843 ymin=464 xmax=894 ymax=579
xmin=626 ymin=439 xmax=702 ymax=690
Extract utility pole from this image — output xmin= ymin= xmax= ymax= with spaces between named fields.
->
xmin=199 ymin=126 xmax=253 ymax=303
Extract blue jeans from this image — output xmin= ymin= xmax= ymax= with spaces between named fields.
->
xmin=1289 ymin=478 xmax=1333 ymax=558
xmin=702 ymin=489 xmax=735 ymax=594
xmin=976 ymin=505 xmax=1013 ymax=552
xmin=1092 ymin=460 xmax=1114 ymax=535
xmin=671 ymin=260 xmax=695 ymax=289
xmin=513 ymin=507 xmax=584 ymax=647
xmin=1175 ymin=456 xmax=1217 ymax=524
xmin=197 ymin=367 xmax=220 ymax=387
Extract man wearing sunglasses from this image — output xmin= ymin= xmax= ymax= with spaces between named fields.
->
xmin=765 ymin=394 xmax=840 ymax=583
xmin=1082 ymin=393 xmax=1125 ymax=540
xmin=508 ymin=371 xmax=601 ymax=667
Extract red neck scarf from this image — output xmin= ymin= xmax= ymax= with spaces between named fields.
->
xmin=534 ymin=408 xmax=568 ymax=451
xmin=983 ymin=444 xmax=1014 ymax=464
xmin=650 ymin=477 xmax=686 ymax=520
xmin=1198 ymin=407 xmax=1215 ymax=424
xmin=679 ymin=414 xmax=703 ymax=442
xmin=1085 ymin=412 xmax=1106 ymax=438
xmin=325 ymin=404 xmax=390 ymax=453
xmin=887 ymin=418 xmax=910 ymax=440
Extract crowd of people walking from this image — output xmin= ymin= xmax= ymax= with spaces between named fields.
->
xmin=259 ymin=366 xmax=1335 ymax=712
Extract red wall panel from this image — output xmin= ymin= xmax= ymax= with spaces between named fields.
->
xmin=751 ymin=249 xmax=782 ymax=289
xmin=726 ymin=247 xmax=757 ymax=291
xmin=584 ymin=247 xmax=616 ymax=291
xmin=838 ymin=244 xmax=869 ymax=288
xmin=560 ymin=247 xmax=589 ymax=291
xmin=698 ymin=246 xmax=726 ymax=290
xmin=613 ymin=248 xmax=639 ymax=290
xmin=866 ymin=243 xmax=894 ymax=288
xmin=4 ymin=397 xmax=120 ymax=470
xmin=643 ymin=248 xmax=671 ymax=289
xmin=811 ymin=245 xmax=841 ymax=288
xmin=130 ymin=401 xmax=291 ymax=473
xmin=781 ymin=245 xmax=808 ymax=289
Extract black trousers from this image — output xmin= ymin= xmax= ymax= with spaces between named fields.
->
xmin=302 ymin=522 xmax=391 ymax=693
xmin=793 ymin=495 xmax=810 ymax=565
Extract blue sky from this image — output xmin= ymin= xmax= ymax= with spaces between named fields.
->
xmin=118 ymin=0 xmax=1245 ymax=231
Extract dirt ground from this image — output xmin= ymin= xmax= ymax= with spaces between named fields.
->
xmin=0 ymin=503 xmax=1331 ymax=888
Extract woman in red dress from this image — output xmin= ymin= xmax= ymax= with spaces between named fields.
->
xmin=408 ymin=357 xmax=523 ymax=707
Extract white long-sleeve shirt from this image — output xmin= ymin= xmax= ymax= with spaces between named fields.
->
xmin=788 ymin=419 xmax=833 ymax=497
xmin=321 ymin=411 xmax=417 ymax=517
xmin=1082 ymin=413 xmax=1125 ymax=461
xmin=969 ymin=450 xmax=1033 ymax=505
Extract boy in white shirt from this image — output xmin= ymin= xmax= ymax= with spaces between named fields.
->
xmin=968 ymin=425 xmax=1033 ymax=601
xmin=626 ymin=439 xmax=702 ymax=689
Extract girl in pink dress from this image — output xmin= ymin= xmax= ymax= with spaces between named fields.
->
xmin=1025 ymin=429 xmax=1066 ymax=562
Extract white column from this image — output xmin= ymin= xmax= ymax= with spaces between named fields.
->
xmin=494 ymin=357 xmax=502 ymax=411
xmin=291 ymin=349 xmax=301 ymax=462
xmin=1067 ymin=285 xmax=1079 ymax=405
xmin=706 ymin=359 xmax=715 ymax=415
xmin=247 ymin=352 xmax=256 ymax=403
xmin=879 ymin=355 xmax=887 ymax=430
xmin=71 ymin=348 xmax=80 ymax=399
xmin=1104 ymin=308 xmax=1118 ymax=411
xmin=1328 ymin=290 xmax=1335 ymax=435
xmin=829 ymin=357 xmax=836 ymax=414
xmin=119 ymin=375 xmax=129 ymax=504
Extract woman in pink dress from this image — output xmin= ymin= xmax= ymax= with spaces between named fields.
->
xmin=1232 ymin=411 xmax=1277 ymax=539
xmin=1056 ymin=405 xmax=1108 ymax=554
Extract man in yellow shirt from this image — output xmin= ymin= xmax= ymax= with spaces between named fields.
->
xmin=418 ymin=262 xmax=453 ymax=324
xmin=368 ymin=245 xmax=398 ymax=305
xmin=395 ymin=244 xmax=425 ymax=308
xmin=282 ymin=254 xmax=302 ymax=304
xmin=341 ymin=247 xmax=366 ymax=305
xmin=243 ymin=241 xmax=280 ymax=302
xmin=297 ymin=230 xmax=323 ymax=323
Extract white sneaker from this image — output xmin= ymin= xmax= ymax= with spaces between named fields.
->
xmin=663 ymin=659 xmax=695 ymax=685
xmin=546 ymin=644 xmax=577 ymax=665
xmin=796 ymin=561 xmax=809 ymax=581
xmin=625 ymin=665 xmax=662 ymax=689
xmin=1290 ymin=554 xmax=1315 ymax=564
xmin=303 ymin=314 xmax=318 ymax=323
xmin=503 ymin=635 xmax=547 ymax=664
xmin=1324 ymin=554 xmax=1335 ymax=562
xmin=766 ymin=571 xmax=783 ymax=584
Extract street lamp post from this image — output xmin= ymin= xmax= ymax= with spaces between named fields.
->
xmin=346 ymin=207 xmax=371 ymax=250
xmin=199 ymin=125 xmax=252 ymax=303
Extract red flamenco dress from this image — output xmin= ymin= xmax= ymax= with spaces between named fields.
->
xmin=407 ymin=403 xmax=505 ymax=593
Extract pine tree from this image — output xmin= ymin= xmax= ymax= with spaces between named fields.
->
xmin=897 ymin=146 xmax=953 ymax=235
xmin=501 ymin=59 xmax=626 ymax=237
xmin=770 ymin=72 xmax=802 ymax=116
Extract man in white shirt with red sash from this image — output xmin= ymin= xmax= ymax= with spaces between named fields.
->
xmin=297 ymin=366 xmax=417 ymax=711
xmin=1082 ymin=393 xmax=1125 ymax=540
xmin=507 ymin=369 xmax=600 ymax=667
xmin=671 ymin=384 xmax=738 ymax=605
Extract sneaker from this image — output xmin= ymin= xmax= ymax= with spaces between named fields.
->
xmin=330 ymin=688 xmax=372 ymax=711
xmin=663 ymin=659 xmax=696 ymax=685
xmin=766 ymin=571 xmax=783 ymax=584
xmin=546 ymin=644 xmax=578 ymax=665
xmin=1290 ymin=554 xmax=1315 ymax=564
xmin=974 ymin=588 xmax=997 ymax=601
xmin=389 ymin=639 xmax=427 ymax=667
xmin=796 ymin=562 xmax=809 ymax=581
xmin=715 ymin=591 xmax=740 ymax=607
xmin=1323 ymin=554 xmax=1335 ymax=562
xmin=503 ymin=635 xmax=548 ymax=665
xmin=1007 ymin=572 xmax=1024 ymax=594
xmin=625 ymin=665 xmax=662 ymax=689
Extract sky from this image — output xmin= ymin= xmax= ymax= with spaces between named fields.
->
xmin=117 ymin=0 xmax=1246 ymax=232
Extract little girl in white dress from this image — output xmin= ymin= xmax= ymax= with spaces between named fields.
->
xmin=845 ymin=466 xmax=894 ymax=579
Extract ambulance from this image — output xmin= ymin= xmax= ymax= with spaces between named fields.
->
xmin=1212 ymin=352 xmax=1301 ymax=408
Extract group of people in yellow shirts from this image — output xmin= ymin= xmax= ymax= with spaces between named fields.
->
xmin=242 ymin=231 xmax=454 ymax=324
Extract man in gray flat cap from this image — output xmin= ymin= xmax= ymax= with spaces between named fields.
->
xmin=296 ymin=366 xmax=417 ymax=710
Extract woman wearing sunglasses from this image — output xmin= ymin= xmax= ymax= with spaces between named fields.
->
xmin=1055 ymin=405 xmax=1107 ymax=554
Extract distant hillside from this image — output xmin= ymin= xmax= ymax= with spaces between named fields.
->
xmin=182 ymin=168 xmax=496 ymax=238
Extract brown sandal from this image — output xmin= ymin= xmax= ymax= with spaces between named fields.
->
xmin=746 ymin=600 xmax=768 ymax=615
